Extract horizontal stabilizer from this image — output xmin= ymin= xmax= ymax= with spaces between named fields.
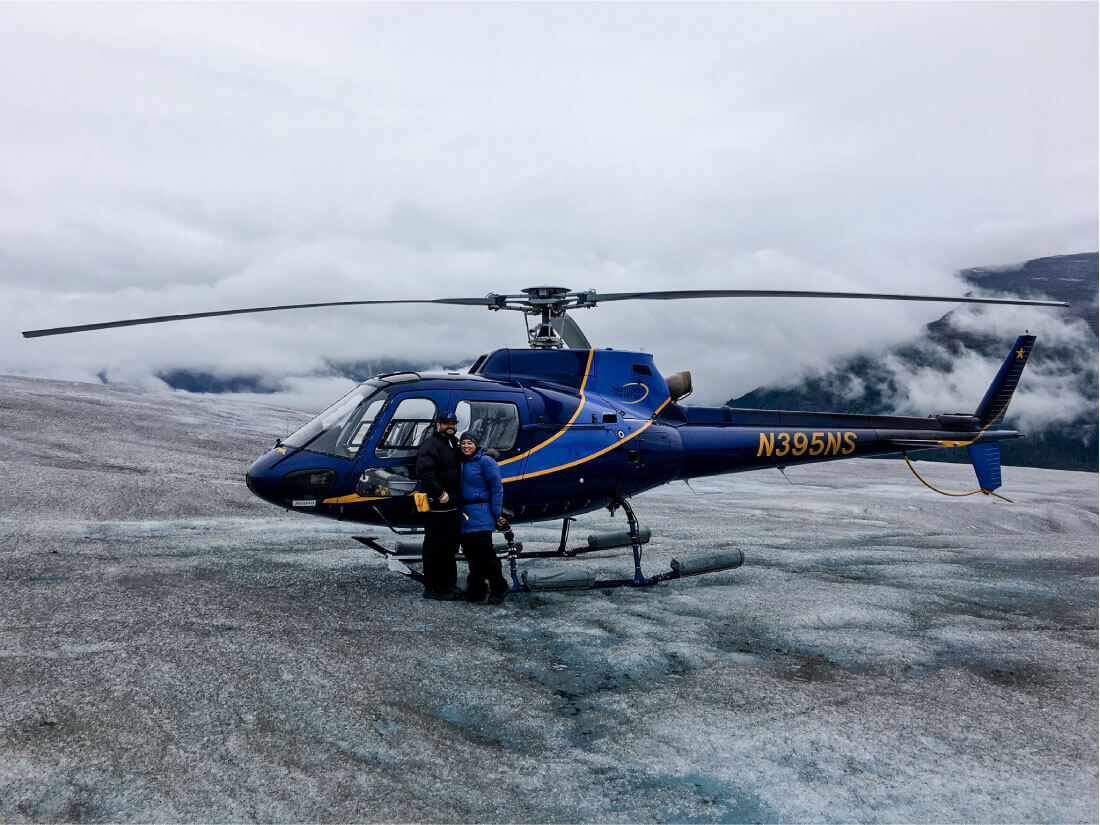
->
xmin=968 ymin=442 xmax=1003 ymax=492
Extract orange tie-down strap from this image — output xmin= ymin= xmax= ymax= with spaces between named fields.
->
xmin=903 ymin=453 xmax=1015 ymax=503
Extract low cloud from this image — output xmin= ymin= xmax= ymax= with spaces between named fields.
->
xmin=1 ymin=3 xmax=1095 ymax=417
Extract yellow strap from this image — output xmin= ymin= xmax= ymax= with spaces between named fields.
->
xmin=903 ymin=454 xmax=1015 ymax=503
xmin=944 ymin=392 xmax=1017 ymax=448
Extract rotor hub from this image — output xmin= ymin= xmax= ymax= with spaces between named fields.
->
xmin=521 ymin=286 xmax=571 ymax=301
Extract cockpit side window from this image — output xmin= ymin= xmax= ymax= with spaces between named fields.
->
xmin=375 ymin=397 xmax=438 ymax=459
xmin=283 ymin=384 xmax=388 ymax=459
xmin=455 ymin=400 xmax=520 ymax=451
xmin=339 ymin=397 xmax=386 ymax=454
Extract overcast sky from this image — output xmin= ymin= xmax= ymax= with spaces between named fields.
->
xmin=1 ymin=2 xmax=1096 ymax=409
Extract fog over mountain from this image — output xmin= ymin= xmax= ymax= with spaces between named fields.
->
xmin=730 ymin=253 xmax=1099 ymax=471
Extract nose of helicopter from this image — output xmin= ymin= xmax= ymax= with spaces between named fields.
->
xmin=244 ymin=451 xmax=285 ymax=506
xmin=245 ymin=449 xmax=341 ymax=509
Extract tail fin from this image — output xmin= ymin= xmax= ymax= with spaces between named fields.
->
xmin=966 ymin=334 xmax=1036 ymax=493
xmin=974 ymin=334 xmax=1036 ymax=426
xmin=968 ymin=442 xmax=1003 ymax=492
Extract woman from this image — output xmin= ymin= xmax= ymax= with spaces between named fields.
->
xmin=457 ymin=432 xmax=509 ymax=604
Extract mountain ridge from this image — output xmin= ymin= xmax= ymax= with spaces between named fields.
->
xmin=729 ymin=252 xmax=1098 ymax=471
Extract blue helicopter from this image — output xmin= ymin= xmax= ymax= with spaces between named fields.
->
xmin=23 ymin=286 xmax=1066 ymax=591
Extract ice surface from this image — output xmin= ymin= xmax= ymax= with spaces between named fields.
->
xmin=0 ymin=374 xmax=1096 ymax=823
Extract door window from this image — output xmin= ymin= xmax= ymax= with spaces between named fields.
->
xmin=375 ymin=397 xmax=438 ymax=459
xmin=455 ymin=400 xmax=520 ymax=451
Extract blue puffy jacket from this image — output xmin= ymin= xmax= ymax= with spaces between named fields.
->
xmin=459 ymin=450 xmax=503 ymax=534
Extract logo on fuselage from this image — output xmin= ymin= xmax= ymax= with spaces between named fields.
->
xmin=612 ymin=382 xmax=649 ymax=404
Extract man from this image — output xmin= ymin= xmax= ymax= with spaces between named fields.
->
xmin=415 ymin=411 xmax=462 ymax=600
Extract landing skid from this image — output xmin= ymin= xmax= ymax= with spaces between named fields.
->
xmin=352 ymin=497 xmax=744 ymax=592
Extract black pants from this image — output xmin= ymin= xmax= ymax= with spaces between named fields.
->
xmin=460 ymin=530 xmax=508 ymax=597
xmin=422 ymin=509 xmax=460 ymax=595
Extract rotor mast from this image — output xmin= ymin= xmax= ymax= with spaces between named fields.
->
xmin=486 ymin=286 xmax=598 ymax=349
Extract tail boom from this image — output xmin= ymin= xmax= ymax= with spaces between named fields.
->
xmin=670 ymin=334 xmax=1036 ymax=495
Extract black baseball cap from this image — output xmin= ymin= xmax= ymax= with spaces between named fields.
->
xmin=438 ymin=412 xmax=459 ymax=424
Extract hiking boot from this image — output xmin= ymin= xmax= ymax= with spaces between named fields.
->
xmin=487 ymin=590 xmax=507 ymax=605
xmin=423 ymin=589 xmax=457 ymax=601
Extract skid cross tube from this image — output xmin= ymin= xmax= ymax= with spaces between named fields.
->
xmin=558 ymin=517 xmax=577 ymax=555
xmin=353 ymin=536 xmax=427 ymax=584
xmin=611 ymin=496 xmax=655 ymax=586
xmin=370 ymin=506 xmax=424 ymax=536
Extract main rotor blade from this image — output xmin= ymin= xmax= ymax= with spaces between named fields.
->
xmin=21 ymin=285 xmax=1068 ymax=339
xmin=21 ymin=296 xmax=495 ymax=338
xmin=587 ymin=289 xmax=1068 ymax=307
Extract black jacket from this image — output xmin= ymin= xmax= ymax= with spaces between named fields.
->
xmin=415 ymin=430 xmax=461 ymax=510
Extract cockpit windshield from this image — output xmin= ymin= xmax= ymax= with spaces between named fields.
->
xmin=282 ymin=384 xmax=388 ymax=459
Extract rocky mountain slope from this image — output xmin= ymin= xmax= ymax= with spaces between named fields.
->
xmin=730 ymin=253 xmax=1098 ymax=471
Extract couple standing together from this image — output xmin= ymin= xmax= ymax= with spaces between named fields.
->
xmin=414 ymin=412 xmax=509 ymax=603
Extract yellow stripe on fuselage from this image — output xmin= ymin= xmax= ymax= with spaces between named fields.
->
xmin=498 ymin=349 xmax=595 ymax=467
xmin=503 ymin=397 xmax=671 ymax=483
xmin=322 ymin=493 xmax=387 ymax=504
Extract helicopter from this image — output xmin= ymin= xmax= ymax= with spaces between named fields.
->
xmin=23 ymin=285 xmax=1067 ymax=591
